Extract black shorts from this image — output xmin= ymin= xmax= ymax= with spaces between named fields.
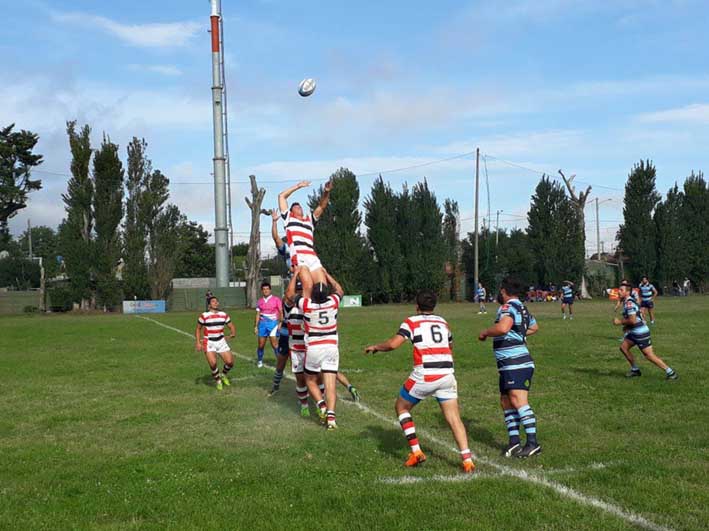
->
xmin=278 ymin=333 xmax=290 ymax=356
xmin=640 ymin=300 xmax=654 ymax=309
xmin=562 ymin=298 xmax=574 ymax=305
xmin=499 ymin=367 xmax=534 ymax=394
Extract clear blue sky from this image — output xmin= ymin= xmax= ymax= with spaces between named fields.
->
xmin=2 ymin=0 xmax=708 ymax=255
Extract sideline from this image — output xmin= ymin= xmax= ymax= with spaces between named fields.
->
xmin=136 ymin=315 xmax=672 ymax=531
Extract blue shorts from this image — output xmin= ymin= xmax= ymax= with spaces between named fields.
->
xmin=278 ymin=331 xmax=289 ymax=356
xmin=499 ymin=367 xmax=534 ymax=394
xmin=562 ymin=298 xmax=574 ymax=305
xmin=258 ymin=319 xmax=279 ymax=337
xmin=625 ymin=330 xmax=652 ymax=350
xmin=640 ymin=300 xmax=654 ymax=309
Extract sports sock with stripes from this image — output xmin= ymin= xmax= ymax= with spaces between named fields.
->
xmin=460 ymin=448 xmax=473 ymax=463
xmin=223 ymin=363 xmax=233 ymax=375
xmin=296 ymin=385 xmax=309 ymax=406
xmin=316 ymin=399 xmax=326 ymax=413
xmin=504 ymin=408 xmax=521 ymax=445
xmin=210 ymin=365 xmax=221 ymax=382
xmin=272 ymin=369 xmax=284 ymax=389
xmin=517 ymin=404 xmax=537 ymax=445
xmin=326 ymin=410 xmax=336 ymax=424
xmin=398 ymin=412 xmax=421 ymax=453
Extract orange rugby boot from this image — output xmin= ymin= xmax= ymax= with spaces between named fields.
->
xmin=462 ymin=460 xmax=476 ymax=474
xmin=404 ymin=450 xmax=427 ymax=467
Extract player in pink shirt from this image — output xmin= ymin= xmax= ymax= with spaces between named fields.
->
xmin=254 ymin=281 xmax=283 ymax=368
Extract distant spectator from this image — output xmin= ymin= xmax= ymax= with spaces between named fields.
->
xmin=683 ymin=278 xmax=691 ymax=296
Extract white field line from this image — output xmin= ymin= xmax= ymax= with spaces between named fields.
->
xmin=542 ymin=462 xmax=615 ymax=476
xmin=379 ymin=472 xmax=493 ymax=485
xmin=137 ymin=316 xmax=673 ymax=531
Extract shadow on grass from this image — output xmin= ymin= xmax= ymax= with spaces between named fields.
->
xmin=462 ymin=417 xmax=501 ymax=452
xmin=361 ymin=425 xmax=406 ymax=459
xmin=570 ymin=367 xmax=624 ymax=379
xmin=194 ymin=374 xmax=216 ymax=386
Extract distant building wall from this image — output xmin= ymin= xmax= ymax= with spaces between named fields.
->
xmin=168 ymin=287 xmax=247 ymax=312
xmin=0 ymin=290 xmax=42 ymax=315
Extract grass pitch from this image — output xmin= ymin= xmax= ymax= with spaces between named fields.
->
xmin=1 ymin=297 xmax=707 ymax=530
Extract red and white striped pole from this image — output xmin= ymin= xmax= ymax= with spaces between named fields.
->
xmin=210 ymin=0 xmax=229 ymax=287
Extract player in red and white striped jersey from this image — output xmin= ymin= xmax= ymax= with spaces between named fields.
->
xmin=365 ymin=289 xmax=475 ymax=473
xmin=287 ymin=270 xmax=344 ymax=429
xmin=278 ymin=179 xmax=333 ymax=298
xmin=195 ymin=296 xmax=236 ymax=391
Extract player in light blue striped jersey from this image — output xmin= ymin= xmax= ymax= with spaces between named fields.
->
xmin=559 ymin=280 xmax=575 ymax=320
xmin=475 ymin=282 xmax=487 ymax=314
xmin=614 ymin=281 xmax=677 ymax=380
xmin=638 ymin=276 xmax=658 ymax=324
xmin=479 ymin=277 xmax=541 ymax=458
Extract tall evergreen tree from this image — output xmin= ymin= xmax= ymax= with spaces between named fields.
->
xmin=0 ymin=124 xmax=43 ymax=244
xmin=123 ymin=138 xmax=150 ymax=299
xmin=617 ymin=160 xmax=661 ymax=281
xmin=680 ymin=171 xmax=709 ymax=290
xmin=139 ymin=169 xmax=172 ymax=299
xmin=396 ymin=184 xmax=417 ymax=300
xmin=151 ymin=204 xmax=184 ymax=299
xmin=654 ymin=184 xmax=687 ymax=290
xmin=308 ymin=168 xmax=371 ymax=295
xmin=442 ymin=198 xmax=460 ymax=300
xmin=93 ymin=135 xmax=124 ymax=308
xmin=410 ymin=179 xmax=446 ymax=294
xmin=59 ymin=121 xmax=94 ymax=308
xmin=174 ymin=221 xmax=215 ymax=278
xmin=364 ymin=176 xmax=403 ymax=302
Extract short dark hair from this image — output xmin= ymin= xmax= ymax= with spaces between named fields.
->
xmin=311 ymin=282 xmax=330 ymax=304
xmin=261 ymin=281 xmax=271 ymax=289
xmin=500 ymin=276 xmax=524 ymax=297
xmin=207 ymin=296 xmax=218 ymax=304
xmin=290 ymin=202 xmax=301 ymax=212
xmin=619 ymin=280 xmax=632 ymax=289
xmin=416 ymin=289 xmax=437 ymax=312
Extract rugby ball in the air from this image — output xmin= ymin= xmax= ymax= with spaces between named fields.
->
xmin=298 ymin=78 xmax=316 ymax=97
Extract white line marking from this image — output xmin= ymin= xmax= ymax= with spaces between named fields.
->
xmin=379 ymin=472 xmax=493 ymax=485
xmin=542 ymin=462 xmax=614 ymax=476
xmin=137 ymin=316 xmax=673 ymax=531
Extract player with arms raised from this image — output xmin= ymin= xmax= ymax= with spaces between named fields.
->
xmin=195 ymin=296 xmax=236 ymax=391
xmin=278 ymin=179 xmax=333 ymax=297
xmin=365 ymin=289 xmax=475 ymax=473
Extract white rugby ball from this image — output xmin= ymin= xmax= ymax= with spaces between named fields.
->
xmin=298 ymin=78 xmax=316 ymax=97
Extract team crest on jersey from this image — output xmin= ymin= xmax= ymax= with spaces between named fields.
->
xmin=501 ymin=304 xmax=510 ymax=311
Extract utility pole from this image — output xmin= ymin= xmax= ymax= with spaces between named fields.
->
xmin=27 ymin=219 xmax=32 ymax=259
xmin=595 ymin=197 xmax=600 ymax=260
xmin=495 ymin=210 xmax=502 ymax=251
xmin=209 ymin=0 xmax=229 ymax=288
xmin=473 ymin=148 xmax=480 ymax=295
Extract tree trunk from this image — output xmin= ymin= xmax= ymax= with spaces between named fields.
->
xmin=559 ymin=170 xmax=592 ymax=299
xmin=244 ymin=175 xmax=268 ymax=308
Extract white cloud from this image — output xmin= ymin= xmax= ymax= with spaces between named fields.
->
xmin=51 ymin=11 xmax=201 ymax=48
xmin=636 ymin=103 xmax=709 ymax=124
xmin=128 ymin=64 xmax=183 ymax=77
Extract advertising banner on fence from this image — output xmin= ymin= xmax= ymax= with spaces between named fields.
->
xmin=341 ymin=295 xmax=362 ymax=308
xmin=122 ymin=300 xmax=166 ymax=314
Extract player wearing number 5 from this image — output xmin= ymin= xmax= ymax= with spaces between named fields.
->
xmin=364 ymin=289 xmax=475 ymax=473
xmin=293 ymin=271 xmax=344 ymax=430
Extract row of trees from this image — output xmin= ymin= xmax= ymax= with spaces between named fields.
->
xmin=619 ymin=161 xmax=709 ymax=291
xmin=56 ymin=122 xmax=215 ymax=309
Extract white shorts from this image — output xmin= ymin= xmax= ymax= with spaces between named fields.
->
xmin=402 ymin=373 xmax=458 ymax=402
xmin=292 ymin=252 xmax=322 ymax=273
xmin=204 ymin=338 xmax=231 ymax=354
xmin=290 ymin=347 xmax=306 ymax=374
xmin=304 ymin=344 xmax=339 ymax=373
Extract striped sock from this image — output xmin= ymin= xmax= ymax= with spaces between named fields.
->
xmin=517 ymin=404 xmax=537 ymax=445
xmin=210 ymin=365 xmax=221 ymax=382
xmin=296 ymin=385 xmax=309 ymax=406
xmin=317 ymin=399 xmax=326 ymax=413
xmin=272 ymin=370 xmax=284 ymax=390
xmin=398 ymin=412 xmax=421 ymax=453
xmin=257 ymin=348 xmax=264 ymax=362
xmin=460 ymin=448 xmax=473 ymax=463
xmin=326 ymin=410 xmax=336 ymax=424
xmin=504 ymin=408 xmax=521 ymax=445
xmin=223 ymin=363 xmax=233 ymax=375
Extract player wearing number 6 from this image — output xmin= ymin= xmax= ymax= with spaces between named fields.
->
xmin=364 ymin=289 xmax=475 ymax=474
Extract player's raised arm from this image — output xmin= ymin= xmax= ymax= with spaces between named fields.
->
xmin=284 ymin=272 xmax=299 ymax=303
xmin=271 ymin=209 xmax=282 ymax=247
xmin=313 ymin=179 xmax=333 ymax=220
xmin=278 ymin=181 xmax=310 ymax=214
xmin=325 ymin=271 xmax=344 ymax=298
xmin=364 ymin=334 xmax=407 ymax=354
xmin=478 ymin=315 xmax=514 ymax=341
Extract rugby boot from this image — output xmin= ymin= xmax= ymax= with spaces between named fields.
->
xmin=462 ymin=460 xmax=476 ymax=474
xmin=404 ymin=450 xmax=427 ymax=467
xmin=221 ymin=374 xmax=231 ymax=386
xmin=216 ymin=380 xmax=223 ymax=391
xmin=502 ymin=442 xmax=522 ymax=458
xmin=516 ymin=442 xmax=542 ymax=458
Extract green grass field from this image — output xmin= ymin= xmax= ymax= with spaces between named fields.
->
xmin=1 ymin=298 xmax=708 ymax=530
